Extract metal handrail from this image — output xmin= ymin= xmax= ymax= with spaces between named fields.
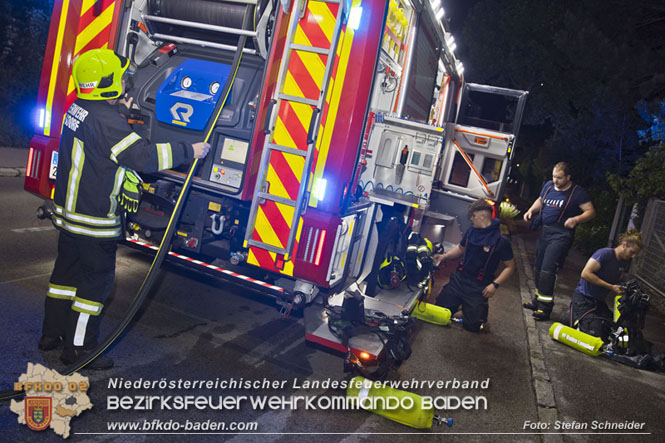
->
xmin=144 ymin=14 xmax=258 ymax=38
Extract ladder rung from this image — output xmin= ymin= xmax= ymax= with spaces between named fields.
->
xmin=315 ymin=0 xmax=341 ymax=3
xmin=246 ymin=239 xmax=287 ymax=255
xmin=268 ymin=143 xmax=307 ymax=157
xmin=258 ymin=192 xmax=297 ymax=207
xmin=290 ymin=44 xmax=331 ymax=55
xmin=278 ymin=93 xmax=318 ymax=107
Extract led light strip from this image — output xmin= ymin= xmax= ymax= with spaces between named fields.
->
xmin=44 ymin=0 xmax=71 ymax=137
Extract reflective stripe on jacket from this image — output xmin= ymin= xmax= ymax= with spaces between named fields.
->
xmin=53 ymin=99 xmax=194 ymax=239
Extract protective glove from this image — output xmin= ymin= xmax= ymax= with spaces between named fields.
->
xmin=119 ymin=169 xmax=142 ymax=213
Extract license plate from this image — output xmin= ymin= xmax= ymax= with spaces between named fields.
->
xmin=49 ymin=151 xmax=59 ymax=180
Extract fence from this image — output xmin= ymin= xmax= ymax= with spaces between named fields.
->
xmin=633 ymin=198 xmax=665 ymax=312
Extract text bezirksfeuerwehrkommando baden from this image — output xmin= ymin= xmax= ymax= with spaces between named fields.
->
xmin=106 ymin=377 xmax=490 ymax=411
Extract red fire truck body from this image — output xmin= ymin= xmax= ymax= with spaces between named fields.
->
xmin=25 ymin=0 xmax=527 ymax=360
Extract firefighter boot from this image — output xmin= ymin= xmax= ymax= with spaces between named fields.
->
xmin=60 ymin=347 xmax=114 ymax=370
xmin=531 ymin=289 xmax=554 ymax=319
xmin=522 ymin=297 xmax=538 ymax=311
xmin=533 ymin=300 xmax=553 ymax=321
xmin=38 ymin=335 xmax=63 ymax=351
xmin=532 ymin=271 xmax=556 ymax=313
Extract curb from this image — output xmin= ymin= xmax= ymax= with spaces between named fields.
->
xmin=515 ymin=236 xmax=562 ymax=443
xmin=0 ymin=168 xmax=25 ymax=177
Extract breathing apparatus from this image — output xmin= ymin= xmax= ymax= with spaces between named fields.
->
xmin=377 ymin=255 xmax=407 ymax=289
xmin=404 ymin=232 xmax=435 ymax=290
xmin=551 ymin=280 xmax=663 ymax=371
xmin=327 ymin=289 xmax=414 ymax=380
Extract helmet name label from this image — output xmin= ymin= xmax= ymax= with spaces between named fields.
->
xmin=78 ymin=81 xmax=97 ymax=89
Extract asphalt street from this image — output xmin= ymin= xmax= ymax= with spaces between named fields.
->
xmin=1 ymin=148 xmax=664 ymax=442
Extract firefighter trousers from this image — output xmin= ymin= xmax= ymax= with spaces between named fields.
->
xmin=570 ymin=289 xmax=612 ymax=341
xmin=42 ymin=231 xmax=117 ymax=350
xmin=435 ymin=272 xmax=488 ymax=332
xmin=533 ymin=224 xmax=574 ymax=313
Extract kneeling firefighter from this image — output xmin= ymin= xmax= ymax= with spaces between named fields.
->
xmin=570 ymin=230 xmax=642 ymax=341
xmin=39 ymin=49 xmax=210 ymax=369
xmin=551 ymin=279 xmax=664 ymax=370
xmin=433 ymin=199 xmax=515 ymax=332
xmin=559 ymin=230 xmax=665 ymax=369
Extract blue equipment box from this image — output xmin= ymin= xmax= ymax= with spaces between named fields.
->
xmin=155 ymin=59 xmax=232 ymax=131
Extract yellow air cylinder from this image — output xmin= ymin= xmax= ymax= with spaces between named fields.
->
xmin=388 ymin=0 xmax=397 ymax=28
xmin=549 ymin=322 xmax=604 ymax=357
xmin=394 ymin=8 xmax=404 ymax=37
xmin=399 ymin=17 xmax=409 ymax=40
xmin=411 ymin=302 xmax=451 ymax=326
xmin=347 ymin=376 xmax=434 ymax=428
xmin=612 ymin=295 xmax=630 ymax=349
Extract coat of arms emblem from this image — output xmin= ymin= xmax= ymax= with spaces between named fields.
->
xmin=25 ymin=397 xmax=52 ymax=431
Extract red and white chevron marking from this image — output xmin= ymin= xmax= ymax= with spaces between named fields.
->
xmin=127 ymin=238 xmax=284 ymax=293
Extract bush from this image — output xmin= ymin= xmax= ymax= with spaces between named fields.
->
xmin=573 ymin=187 xmax=618 ymax=255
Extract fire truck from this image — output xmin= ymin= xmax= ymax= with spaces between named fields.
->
xmin=24 ymin=0 xmax=527 ymax=364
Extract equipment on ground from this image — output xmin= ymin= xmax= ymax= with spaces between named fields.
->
xmin=346 ymin=376 xmax=453 ymax=429
xmin=327 ymin=296 xmax=414 ymax=380
xmin=411 ymin=302 xmax=452 ymax=326
xmin=549 ymin=323 xmax=604 ymax=357
xmin=550 ymin=281 xmax=665 ymax=371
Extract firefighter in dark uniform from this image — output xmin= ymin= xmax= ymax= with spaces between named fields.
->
xmin=39 ymin=49 xmax=210 ymax=368
xmin=522 ymin=162 xmax=595 ymax=321
xmin=433 ymin=199 xmax=515 ymax=332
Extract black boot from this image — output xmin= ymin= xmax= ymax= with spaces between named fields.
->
xmin=60 ymin=347 xmax=113 ymax=370
xmin=523 ymin=300 xmax=538 ymax=310
xmin=533 ymin=309 xmax=551 ymax=321
xmin=38 ymin=335 xmax=63 ymax=351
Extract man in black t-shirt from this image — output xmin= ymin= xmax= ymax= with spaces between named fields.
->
xmin=523 ymin=162 xmax=596 ymax=321
xmin=433 ymin=199 xmax=515 ymax=332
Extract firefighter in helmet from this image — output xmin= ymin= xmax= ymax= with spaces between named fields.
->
xmin=433 ymin=199 xmax=515 ymax=332
xmin=39 ymin=49 xmax=210 ymax=369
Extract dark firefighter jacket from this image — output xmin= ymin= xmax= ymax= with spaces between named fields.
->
xmin=52 ymin=99 xmax=194 ymax=239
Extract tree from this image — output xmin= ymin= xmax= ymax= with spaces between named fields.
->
xmin=608 ymin=99 xmax=665 ymax=204
xmin=461 ymin=0 xmax=661 ymax=194
xmin=0 ymin=0 xmax=52 ymax=146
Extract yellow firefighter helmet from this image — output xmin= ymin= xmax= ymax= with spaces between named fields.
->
xmin=72 ymin=49 xmax=129 ymax=100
